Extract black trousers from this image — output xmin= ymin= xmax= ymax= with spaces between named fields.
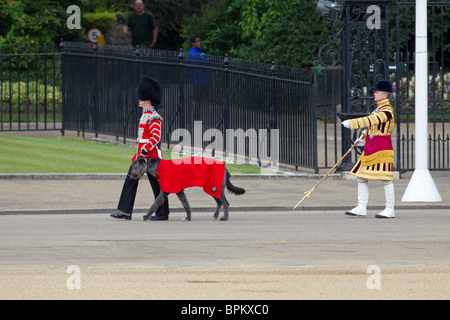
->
xmin=117 ymin=165 xmax=169 ymax=217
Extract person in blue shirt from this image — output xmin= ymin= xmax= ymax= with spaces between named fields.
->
xmin=186 ymin=34 xmax=210 ymax=120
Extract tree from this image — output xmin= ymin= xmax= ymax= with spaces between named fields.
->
xmin=0 ymin=0 xmax=83 ymax=46
xmin=144 ymin=0 xmax=204 ymax=50
xmin=180 ymin=0 xmax=333 ymax=68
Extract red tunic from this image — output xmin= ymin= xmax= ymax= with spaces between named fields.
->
xmin=156 ymin=157 xmax=226 ymax=198
xmin=132 ymin=106 xmax=162 ymax=162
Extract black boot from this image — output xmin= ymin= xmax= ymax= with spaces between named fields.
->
xmin=110 ymin=211 xmax=131 ymax=220
xmin=149 ymin=215 xmax=168 ymax=221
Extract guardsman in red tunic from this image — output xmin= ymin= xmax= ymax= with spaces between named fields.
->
xmin=342 ymin=79 xmax=395 ymax=218
xmin=110 ymin=76 xmax=169 ymax=221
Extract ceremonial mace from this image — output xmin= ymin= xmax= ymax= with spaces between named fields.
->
xmin=293 ymin=129 xmax=368 ymax=209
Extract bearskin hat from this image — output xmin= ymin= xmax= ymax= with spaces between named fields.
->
xmin=137 ymin=76 xmax=161 ymax=107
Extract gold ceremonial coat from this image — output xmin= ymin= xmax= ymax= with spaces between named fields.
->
xmin=347 ymin=99 xmax=395 ymax=181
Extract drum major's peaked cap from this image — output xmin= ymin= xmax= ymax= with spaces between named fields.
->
xmin=137 ymin=75 xmax=161 ymax=106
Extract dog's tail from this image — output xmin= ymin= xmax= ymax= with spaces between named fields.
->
xmin=225 ymin=170 xmax=246 ymax=196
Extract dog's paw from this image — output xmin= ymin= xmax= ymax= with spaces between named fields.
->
xmin=220 ymin=216 xmax=228 ymax=221
xmin=182 ymin=217 xmax=191 ymax=221
xmin=142 ymin=215 xmax=148 ymax=221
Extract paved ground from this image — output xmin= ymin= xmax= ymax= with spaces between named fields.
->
xmin=0 ymin=210 xmax=449 ymax=300
xmin=0 ymin=130 xmax=449 ymax=301
xmin=0 ymin=171 xmax=449 ymax=214
xmin=0 ymin=173 xmax=449 ymax=301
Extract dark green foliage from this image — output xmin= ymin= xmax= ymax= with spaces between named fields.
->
xmin=180 ymin=0 xmax=333 ymax=68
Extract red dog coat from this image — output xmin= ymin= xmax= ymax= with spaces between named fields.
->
xmin=156 ymin=157 xmax=226 ymax=199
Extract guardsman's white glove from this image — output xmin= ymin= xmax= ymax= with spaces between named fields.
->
xmin=354 ymin=138 xmax=365 ymax=147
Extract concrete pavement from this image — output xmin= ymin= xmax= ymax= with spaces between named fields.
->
xmin=0 ymin=171 xmax=449 ymax=215
xmin=0 ymin=209 xmax=449 ymax=299
xmin=0 ymin=168 xmax=449 ymax=300
xmin=1 ymin=209 xmax=449 ymax=269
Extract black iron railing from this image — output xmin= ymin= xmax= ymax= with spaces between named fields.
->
xmin=60 ymin=42 xmax=316 ymax=171
xmin=3 ymin=0 xmax=449 ymax=174
xmin=0 ymin=42 xmax=61 ymax=131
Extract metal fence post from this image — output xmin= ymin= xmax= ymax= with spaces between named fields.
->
xmin=223 ymin=54 xmax=230 ymax=158
xmin=60 ymin=39 xmax=65 ymax=136
xmin=178 ymin=48 xmax=185 ymax=130
xmin=270 ymin=62 xmax=277 ymax=131
xmin=93 ymin=42 xmax=99 ymax=137
xmin=312 ymin=68 xmax=319 ymax=174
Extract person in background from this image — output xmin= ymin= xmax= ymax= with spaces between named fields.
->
xmin=123 ymin=0 xmax=158 ymax=48
xmin=186 ymin=33 xmax=210 ymax=120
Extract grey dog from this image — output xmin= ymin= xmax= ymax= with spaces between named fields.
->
xmin=130 ymin=156 xmax=245 ymax=221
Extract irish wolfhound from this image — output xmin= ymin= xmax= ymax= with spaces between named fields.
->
xmin=130 ymin=156 xmax=245 ymax=221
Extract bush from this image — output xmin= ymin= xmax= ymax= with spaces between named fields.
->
xmin=83 ymin=11 xmax=126 ymax=36
xmin=180 ymin=0 xmax=333 ymax=68
xmin=0 ymin=81 xmax=62 ymax=113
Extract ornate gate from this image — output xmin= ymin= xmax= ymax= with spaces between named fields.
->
xmin=314 ymin=0 xmax=450 ymax=172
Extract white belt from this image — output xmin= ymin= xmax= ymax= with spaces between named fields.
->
xmin=138 ymin=140 xmax=162 ymax=158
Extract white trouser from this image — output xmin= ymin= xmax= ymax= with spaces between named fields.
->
xmin=376 ymin=180 xmax=395 ymax=218
xmin=345 ymin=177 xmax=369 ymax=216
xmin=346 ymin=178 xmax=395 ymax=218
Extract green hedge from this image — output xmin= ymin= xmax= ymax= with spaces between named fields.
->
xmin=0 ymin=81 xmax=62 ymax=113
xmin=83 ymin=11 xmax=128 ymax=36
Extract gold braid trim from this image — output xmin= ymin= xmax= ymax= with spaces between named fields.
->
xmin=360 ymin=150 xmax=394 ymax=166
xmin=348 ymin=111 xmax=389 ymax=130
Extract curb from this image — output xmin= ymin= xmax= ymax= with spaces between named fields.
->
xmin=1 ymin=203 xmax=449 ymax=216
xmin=0 ymin=173 xmax=129 ymax=180
xmin=0 ymin=172 xmax=357 ymax=181
xmin=0 ymin=171 xmax=401 ymax=181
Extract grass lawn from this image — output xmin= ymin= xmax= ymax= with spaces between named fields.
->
xmin=0 ymin=135 xmax=278 ymax=174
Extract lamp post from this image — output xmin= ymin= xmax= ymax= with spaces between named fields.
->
xmin=315 ymin=0 xmax=343 ymax=20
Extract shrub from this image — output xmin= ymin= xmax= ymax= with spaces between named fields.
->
xmin=0 ymin=81 xmax=62 ymax=113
